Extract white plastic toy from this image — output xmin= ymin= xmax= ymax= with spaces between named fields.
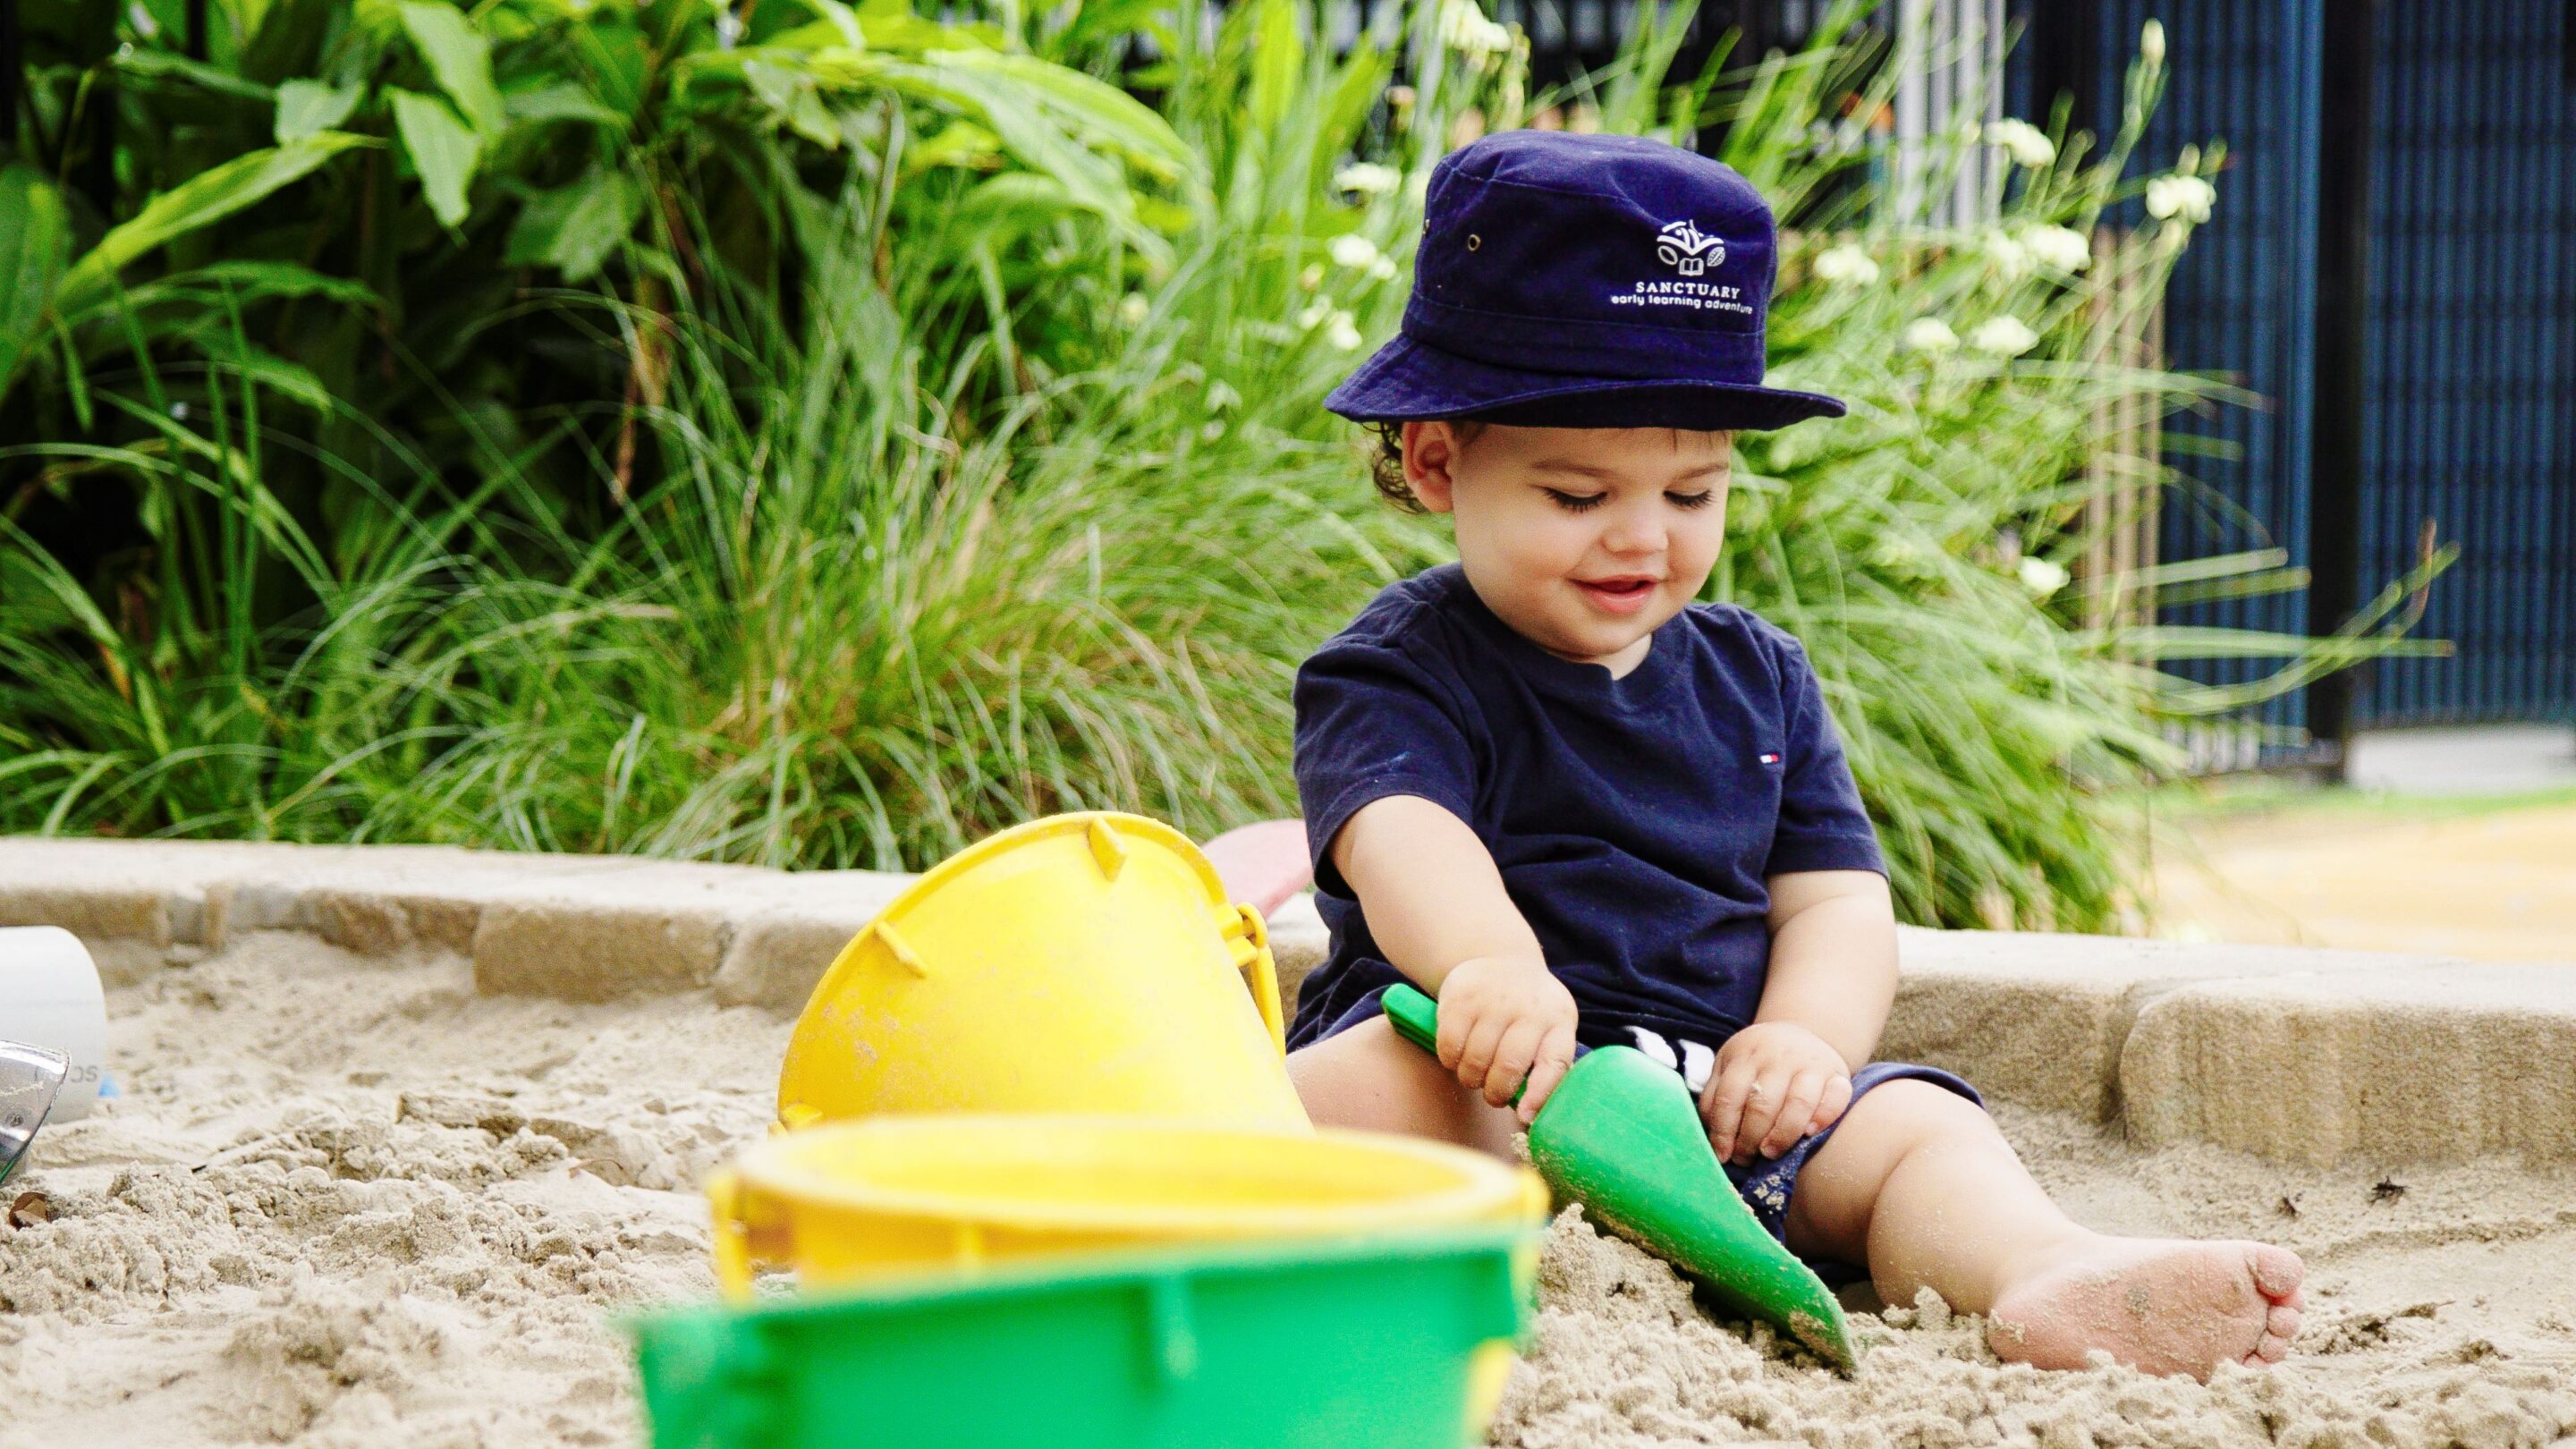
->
xmin=0 ymin=927 xmax=107 ymax=1123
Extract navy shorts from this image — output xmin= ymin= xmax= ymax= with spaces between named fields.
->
xmin=1306 ymin=986 xmax=1985 ymax=1287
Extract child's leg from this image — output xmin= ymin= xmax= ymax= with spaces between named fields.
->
xmin=1780 ymin=1080 xmax=2305 ymax=1380
xmin=1287 ymin=1014 xmax=1523 ymax=1157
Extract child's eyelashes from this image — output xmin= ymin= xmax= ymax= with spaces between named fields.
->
xmin=1540 ymin=488 xmax=1722 ymax=513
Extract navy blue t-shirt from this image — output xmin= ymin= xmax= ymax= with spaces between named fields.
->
xmin=1287 ymin=563 xmax=1885 ymax=1052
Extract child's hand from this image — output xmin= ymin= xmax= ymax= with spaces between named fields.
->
xmin=1700 ymin=1022 xmax=1853 ymax=1166
xmin=1430 ymin=956 xmax=1579 ymax=1123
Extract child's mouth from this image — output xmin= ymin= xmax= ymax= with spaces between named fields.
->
xmin=1573 ymin=576 xmax=1658 ymax=614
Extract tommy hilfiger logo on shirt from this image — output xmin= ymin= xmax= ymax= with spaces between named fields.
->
xmin=1758 ymin=752 xmax=1782 ymax=766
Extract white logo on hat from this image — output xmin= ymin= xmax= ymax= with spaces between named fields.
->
xmin=1656 ymin=219 xmax=1725 ymax=275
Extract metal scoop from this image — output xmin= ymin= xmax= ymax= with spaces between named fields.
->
xmin=0 ymin=1040 xmax=68 ymax=1188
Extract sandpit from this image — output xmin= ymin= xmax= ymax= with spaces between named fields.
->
xmin=5 ymin=931 xmax=2576 ymax=1448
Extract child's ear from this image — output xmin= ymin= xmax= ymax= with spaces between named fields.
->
xmin=1401 ymin=420 xmax=1462 ymax=513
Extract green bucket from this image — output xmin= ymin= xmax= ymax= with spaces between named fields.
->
xmin=624 ymin=1226 xmax=1536 ymax=1449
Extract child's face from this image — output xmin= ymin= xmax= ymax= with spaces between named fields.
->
xmin=1400 ymin=421 xmax=1732 ymax=674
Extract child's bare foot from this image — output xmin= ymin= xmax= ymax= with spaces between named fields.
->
xmin=1983 ymin=1233 xmax=2304 ymax=1380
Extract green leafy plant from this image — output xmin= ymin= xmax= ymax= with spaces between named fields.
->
xmin=0 ymin=0 xmax=1515 ymax=865
xmin=0 ymin=0 xmax=2446 ymax=936
xmin=1 ymin=0 xmax=1195 ymax=512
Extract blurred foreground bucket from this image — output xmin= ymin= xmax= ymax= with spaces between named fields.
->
xmin=706 ymin=1115 xmax=1547 ymax=1298
xmin=628 ymin=1228 xmax=1534 ymax=1449
xmin=775 ymin=812 xmax=1303 ymax=1131
xmin=0 ymin=927 xmax=106 ymax=1123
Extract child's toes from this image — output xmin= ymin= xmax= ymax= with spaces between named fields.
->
xmin=2249 ymin=1244 xmax=2304 ymax=1302
xmin=2241 ymin=1302 xmax=2301 ymax=1366
xmin=2267 ymin=1301 xmax=2302 ymax=1344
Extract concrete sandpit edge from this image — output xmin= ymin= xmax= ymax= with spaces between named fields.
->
xmin=4 ymin=835 xmax=2570 ymax=1168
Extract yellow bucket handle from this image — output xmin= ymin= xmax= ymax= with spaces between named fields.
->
xmin=708 ymin=1167 xmax=758 ymax=1303
xmin=1223 ymin=902 xmax=1286 ymax=1056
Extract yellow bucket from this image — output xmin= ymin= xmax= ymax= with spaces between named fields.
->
xmin=776 ymin=812 xmax=1305 ymax=1131
xmin=705 ymin=1116 xmax=1550 ymax=1301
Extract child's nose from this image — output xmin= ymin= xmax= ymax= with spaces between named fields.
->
xmin=1601 ymin=508 xmax=1665 ymax=556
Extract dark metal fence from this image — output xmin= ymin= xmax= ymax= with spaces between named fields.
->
xmin=2352 ymin=0 xmax=2576 ymax=726
xmin=2017 ymin=0 xmax=2576 ymax=764
xmin=2020 ymin=0 xmax=2332 ymax=767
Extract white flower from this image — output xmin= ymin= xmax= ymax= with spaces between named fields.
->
xmin=2145 ymin=174 xmax=2216 ymax=224
xmin=1327 ymin=233 xmax=1381 ymax=270
xmin=1437 ymin=0 xmax=1512 ymax=56
xmin=1325 ymin=310 xmax=1364 ymax=352
xmin=1368 ymin=255 xmax=1398 ymax=281
xmin=1298 ymin=263 xmax=1325 ymax=290
xmin=1811 ymin=242 xmax=1880 ymax=287
xmin=1869 ymin=537 xmax=1936 ymax=574
xmin=1116 ymin=292 xmax=1149 ymax=328
xmin=2020 ymin=225 xmax=2093 ymax=273
xmin=1334 ymin=162 xmax=1401 ymax=197
xmin=1902 ymin=318 xmax=1960 ymax=353
xmin=1985 ymin=232 xmax=2032 ymax=281
xmin=1983 ymin=118 xmax=2056 ymax=169
xmin=1206 ymin=379 xmax=1240 ymax=412
xmin=2140 ymin=18 xmax=2166 ymax=65
xmin=1297 ymin=300 xmax=1331 ymax=330
xmin=1969 ymin=316 xmax=2039 ymax=357
xmin=2018 ymin=555 xmax=2071 ymax=597
xmin=1436 ymin=0 xmax=1481 ymax=47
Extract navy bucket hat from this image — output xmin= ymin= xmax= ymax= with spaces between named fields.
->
xmin=1325 ymin=131 xmax=1844 ymax=431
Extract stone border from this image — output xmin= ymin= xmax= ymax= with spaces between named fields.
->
xmin=0 ymin=837 xmax=907 ymax=1010
xmin=5 ymin=838 xmax=2572 ymax=1166
xmin=1882 ymin=928 xmax=2576 ymax=1166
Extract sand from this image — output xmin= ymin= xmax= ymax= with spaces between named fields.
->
xmin=0 ymin=932 xmax=781 ymax=1446
xmin=1494 ymin=1135 xmax=2576 ymax=1449
xmin=7 ymin=932 xmax=2576 ymax=1448
xmin=2151 ymin=800 xmax=2576 ymax=966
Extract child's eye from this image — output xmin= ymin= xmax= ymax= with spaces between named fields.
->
xmin=1545 ymin=488 xmax=1718 ymax=513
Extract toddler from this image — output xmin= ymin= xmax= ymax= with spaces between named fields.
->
xmin=1284 ymin=130 xmax=2302 ymax=1381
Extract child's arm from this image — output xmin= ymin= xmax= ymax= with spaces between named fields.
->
xmin=1753 ymin=868 xmax=1898 ymax=1065
xmin=1701 ymin=868 xmax=1898 ymax=1165
xmin=1330 ymin=793 xmax=1580 ymax=1119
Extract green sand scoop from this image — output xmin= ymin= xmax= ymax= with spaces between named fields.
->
xmin=1382 ymin=984 xmax=1860 ymax=1371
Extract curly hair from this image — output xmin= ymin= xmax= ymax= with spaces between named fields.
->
xmin=1363 ymin=419 xmax=1485 ymax=513
xmin=1368 ymin=420 xmax=1740 ymax=509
